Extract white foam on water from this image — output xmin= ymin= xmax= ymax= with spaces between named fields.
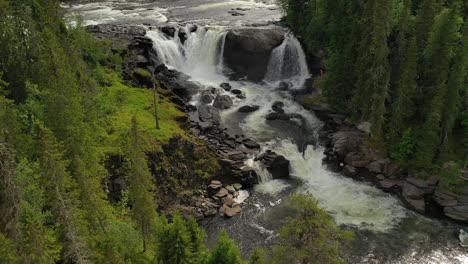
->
xmin=255 ymin=139 xmax=408 ymax=232
xmin=264 ymin=34 xmax=310 ymax=88
xmin=146 ymin=26 xmax=228 ymax=86
xmin=63 ymin=2 xmax=168 ymax=26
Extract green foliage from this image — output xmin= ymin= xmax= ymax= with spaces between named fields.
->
xmin=393 ymin=128 xmax=416 ymax=163
xmin=127 ymin=116 xmax=159 ymax=252
xmin=271 ymin=195 xmax=353 ymax=264
xmin=284 ymin=0 xmax=467 ymax=174
xmin=0 ymin=233 xmax=19 ymax=264
xmin=207 ymin=230 xmax=244 ymax=264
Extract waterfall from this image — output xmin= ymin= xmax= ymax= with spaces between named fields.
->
xmin=264 ymin=34 xmax=310 ymax=88
xmin=146 ymin=26 xmax=227 ymax=83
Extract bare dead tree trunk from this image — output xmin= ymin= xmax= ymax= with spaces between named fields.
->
xmin=151 ymin=73 xmax=160 ymax=130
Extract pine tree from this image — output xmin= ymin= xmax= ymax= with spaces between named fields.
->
xmin=414 ymin=7 xmax=464 ymax=168
xmin=351 ymin=0 xmax=394 ymax=137
xmin=127 ymin=116 xmax=158 ymax=252
xmin=167 ymin=213 xmax=192 ymax=264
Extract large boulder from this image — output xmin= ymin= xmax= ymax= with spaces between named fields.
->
xmin=200 ymin=90 xmax=215 ymax=104
xmin=255 ymin=151 xmax=290 ymax=179
xmin=155 ymin=64 xmax=200 ymax=100
xmin=238 ymin=105 xmax=260 ymax=113
xmin=223 ymin=28 xmax=285 ymax=82
xmin=213 ymin=95 xmax=233 ymax=109
xmin=198 ymin=105 xmax=221 ymax=129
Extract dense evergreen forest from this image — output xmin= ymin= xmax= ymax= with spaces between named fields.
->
xmin=0 ymin=0 xmax=351 ymax=263
xmin=280 ymin=0 xmax=467 ymax=180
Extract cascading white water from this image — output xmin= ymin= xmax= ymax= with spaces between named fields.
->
xmin=255 ymin=139 xmax=408 ymax=231
xmin=264 ymin=34 xmax=310 ymax=88
xmin=146 ymin=26 xmax=228 ymax=84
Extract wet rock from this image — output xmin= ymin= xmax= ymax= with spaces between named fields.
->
xmin=203 ymin=207 xmax=217 ymax=217
xmin=406 ymin=197 xmax=426 ymax=214
xmin=216 ymin=188 xmax=229 ymax=198
xmin=343 ymin=165 xmax=356 ymax=176
xmin=256 ymin=151 xmax=290 ymax=179
xmin=200 ymin=90 xmax=215 ymax=104
xmin=402 ymin=182 xmax=426 ymax=200
xmin=277 ymin=81 xmax=289 ymax=90
xmin=224 ymin=205 xmax=242 ymax=217
xmin=444 ymin=206 xmax=468 ymax=222
xmin=233 ymin=183 xmax=242 ymax=190
xmin=155 ymin=64 xmax=200 ymax=100
xmin=376 ymin=174 xmax=385 ymax=180
xmin=208 ymin=181 xmax=223 ymax=194
xmin=236 ymin=93 xmax=246 ymax=99
xmin=239 ymin=105 xmax=260 ymax=113
xmin=240 ymin=166 xmax=258 ymax=187
xmin=186 ymin=104 xmax=197 ymax=112
xmin=344 ymin=152 xmax=371 ymax=168
xmin=272 ymin=101 xmax=285 ymax=113
xmin=220 ymin=82 xmax=232 ymax=91
xmin=366 ymin=160 xmax=387 ymax=174
xmin=198 ymin=105 xmax=221 ymax=128
xmin=160 ymin=25 xmax=176 ymax=37
xmin=223 ymin=28 xmax=285 ymax=82
xmin=265 ymin=112 xmax=290 ymax=121
xmin=228 ymin=10 xmax=245 ymax=16
xmin=243 ymin=139 xmax=260 ymax=149
xmin=332 ymin=130 xmax=366 ymax=158
xmin=213 ymin=95 xmax=233 ymax=109
xmin=226 ymin=185 xmax=236 ymax=194
xmin=231 ymin=89 xmax=243 ymax=95
xmin=434 ymin=188 xmax=459 ymax=207
xmin=378 ymin=179 xmax=399 ymax=190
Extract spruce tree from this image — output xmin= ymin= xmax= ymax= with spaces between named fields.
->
xmin=16 ymin=160 xmax=62 ymax=264
xmin=414 ymin=7 xmax=464 ymax=168
xmin=351 ymin=0 xmax=393 ymax=137
xmin=323 ymin=0 xmax=360 ymax=112
xmin=37 ymin=126 xmax=91 ymax=264
xmin=387 ymin=0 xmax=419 ymax=146
xmin=127 ymin=116 xmax=158 ymax=252
xmin=207 ymin=230 xmax=244 ymax=264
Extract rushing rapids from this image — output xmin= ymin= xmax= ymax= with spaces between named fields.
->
xmin=66 ymin=1 xmax=468 ymax=263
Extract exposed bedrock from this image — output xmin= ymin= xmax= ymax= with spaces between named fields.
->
xmin=223 ymin=28 xmax=285 ymax=82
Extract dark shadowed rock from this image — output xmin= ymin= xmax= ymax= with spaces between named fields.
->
xmin=220 ymin=82 xmax=232 ymax=91
xmin=213 ymin=95 xmax=233 ymax=109
xmin=344 ymin=152 xmax=371 ymax=168
xmin=200 ymin=90 xmax=215 ymax=104
xmin=238 ymin=105 xmax=260 ymax=113
xmin=243 ymin=139 xmax=260 ymax=149
xmin=231 ymin=89 xmax=243 ymax=95
xmin=223 ymin=28 xmax=285 ymax=82
xmin=198 ymin=105 xmax=221 ymax=128
xmin=160 ymin=25 xmax=176 ymax=37
xmin=272 ymin=101 xmax=285 ymax=113
xmin=256 ymin=151 xmax=290 ymax=179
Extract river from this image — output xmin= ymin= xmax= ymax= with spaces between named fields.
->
xmin=65 ymin=1 xmax=468 ymax=263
